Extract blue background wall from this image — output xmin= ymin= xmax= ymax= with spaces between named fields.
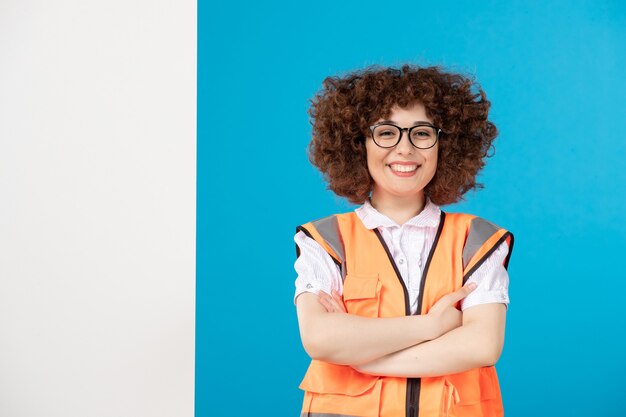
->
xmin=198 ymin=1 xmax=626 ymax=415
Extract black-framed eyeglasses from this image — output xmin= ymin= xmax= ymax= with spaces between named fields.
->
xmin=368 ymin=122 xmax=441 ymax=149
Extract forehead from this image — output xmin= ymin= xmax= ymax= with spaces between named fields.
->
xmin=375 ymin=102 xmax=432 ymax=123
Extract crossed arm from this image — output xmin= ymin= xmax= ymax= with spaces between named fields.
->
xmin=353 ymin=302 xmax=506 ymax=377
xmin=295 ymin=287 xmax=506 ymax=378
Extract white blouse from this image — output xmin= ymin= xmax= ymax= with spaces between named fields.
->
xmin=293 ymin=198 xmax=510 ymax=313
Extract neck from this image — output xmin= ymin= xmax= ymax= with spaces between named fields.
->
xmin=369 ymin=188 xmax=427 ymax=226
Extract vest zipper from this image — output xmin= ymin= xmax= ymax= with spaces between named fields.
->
xmin=373 ymin=212 xmax=446 ymax=417
xmin=411 ymin=212 xmax=446 ymax=417
xmin=407 ymin=378 xmax=420 ymax=417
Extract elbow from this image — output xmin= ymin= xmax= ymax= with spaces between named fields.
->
xmin=482 ymin=343 xmax=504 ymax=367
xmin=300 ymin=329 xmax=334 ymax=362
xmin=301 ymin=338 xmax=326 ymax=361
xmin=482 ymin=352 xmax=498 ymax=367
xmin=301 ymin=332 xmax=351 ymax=364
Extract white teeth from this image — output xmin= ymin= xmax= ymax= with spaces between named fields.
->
xmin=389 ymin=164 xmax=418 ymax=172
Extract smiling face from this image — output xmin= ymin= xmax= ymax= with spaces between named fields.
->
xmin=365 ymin=101 xmax=439 ymax=204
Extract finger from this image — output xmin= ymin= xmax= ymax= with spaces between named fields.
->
xmin=318 ymin=290 xmax=333 ymax=305
xmin=319 ymin=290 xmax=343 ymax=313
xmin=446 ymin=283 xmax=478 ymax=304
xmin=318 ymin=294 xmax=333 ymax=312
xmin=331 ymin=289 xmax=347 ymax=313
xmin=318 ymin=291 xmax=331 ymax=305
xmin=326 ymin=292 xmax=344 ymax=313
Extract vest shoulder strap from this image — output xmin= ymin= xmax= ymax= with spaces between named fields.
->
xmin=462 ymin=215 xmax=514 ymax=283
xmin=295 ymin=213 xmax=349 ymax=279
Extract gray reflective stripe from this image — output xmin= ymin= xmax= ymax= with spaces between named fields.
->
xmin=311 ymin=215 xmax=346 ymax=280
xmin=463 ymin=217 xmax=501 ymax=269
xmin=301 ymin=414 xmax=362 ymax=417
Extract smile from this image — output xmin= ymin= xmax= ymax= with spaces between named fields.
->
xmin=388 ymin=164 xmax=418 ymax=173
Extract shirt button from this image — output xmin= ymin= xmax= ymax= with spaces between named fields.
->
xmin=398 ymin=258 xmax=405 ymax=265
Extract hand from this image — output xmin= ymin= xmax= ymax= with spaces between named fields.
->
xmin=318 ymin=289 xmax=347 ymax=314
xmin=427 ymin=282 xmax=477 ymax=338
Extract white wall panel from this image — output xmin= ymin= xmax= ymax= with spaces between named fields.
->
xmin=0 ymin=1 xmax=196 ymax=416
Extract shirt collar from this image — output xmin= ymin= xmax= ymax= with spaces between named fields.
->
xmin=355 ymin=197 xmax=441 ymax=230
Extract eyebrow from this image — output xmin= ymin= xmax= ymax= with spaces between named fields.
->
xmin=378 ymin=120 xmax=434 ymax=126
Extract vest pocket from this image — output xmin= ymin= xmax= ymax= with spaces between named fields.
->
xmin=441 ymin=367 xmax=502 ymax=416
xmin=299 ymin=361 xmax=382 ymax=417
xmin=440 ymin=379 xmax=460 ymax=417
xmin=342 ymin=274 xmax=381 ymax=317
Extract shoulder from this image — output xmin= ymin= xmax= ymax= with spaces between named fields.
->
xmin=296 ymin=211 xmax=357 ymax=232
xmin=443 ymin=211 xmax=511 ymax=234
xmin=295 ymin=212 xmax=355 ymax=270
xmin=444 ymin=212 xmax=514 ymax=272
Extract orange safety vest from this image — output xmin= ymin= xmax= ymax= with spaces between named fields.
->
xmin=296 ymin=210 xmax=514 ymax=417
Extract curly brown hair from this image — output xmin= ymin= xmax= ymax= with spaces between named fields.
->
xmin=307 ymin=64 xmax=498 ymax=206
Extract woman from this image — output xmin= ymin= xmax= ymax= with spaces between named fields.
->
xmin=294 ymin=65 xmax=514 ymax=417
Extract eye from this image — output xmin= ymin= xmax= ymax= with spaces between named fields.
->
xmin=411 ymin=127 xmax=435 ymax=139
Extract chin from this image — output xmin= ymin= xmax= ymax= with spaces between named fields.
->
xmin=391 ymin=188 xmax=424 ymax=197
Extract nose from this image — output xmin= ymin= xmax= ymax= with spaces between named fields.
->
xmin=395 ymin=130 xmax=414 ymax=155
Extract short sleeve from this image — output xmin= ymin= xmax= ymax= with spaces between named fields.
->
xmin=460 ymin=240 xmax=511 ymax=311
xmin=293 ymin=230 xmax=343 ymax=305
